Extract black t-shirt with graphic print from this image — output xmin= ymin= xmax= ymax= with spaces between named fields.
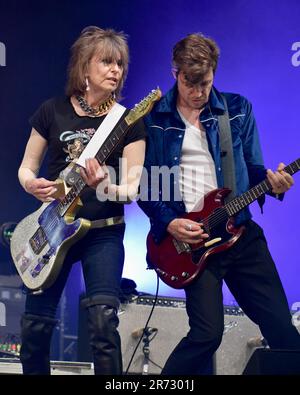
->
xmin=29 ymin=96 xmax=146 ymax=221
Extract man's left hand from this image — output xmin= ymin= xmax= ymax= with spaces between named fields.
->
xmin=267 ymin=162 xmax=294 ymax=194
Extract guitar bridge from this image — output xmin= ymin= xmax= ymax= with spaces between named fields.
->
xmin=30 ymin=247 xmax=54 ymax=278
xmin=172 ymin=239 xmax=192 ymax=254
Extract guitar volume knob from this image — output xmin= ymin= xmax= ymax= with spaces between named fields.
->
xmin=170 ymin=276 xmax=178 ymax=281
xmin=181 ymin=272 xmax=189 ymax=278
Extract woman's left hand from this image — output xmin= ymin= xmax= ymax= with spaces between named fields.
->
xmin=80 ymin=158 xmax=108 ymax=189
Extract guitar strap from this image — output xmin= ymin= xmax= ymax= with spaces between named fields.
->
xmin=76 ymin=102 xmax=126 ymax=168
xmin=217 ymin=94 xmax=236 ymax=201
xmin=60 ymin=103 xmax=126 ymax=186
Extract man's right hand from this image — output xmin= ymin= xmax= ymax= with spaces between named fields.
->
xmin=167 ymin=218 xmax=209 ymax=244
xmin=25 ymin=178 xmax=58 ymax=202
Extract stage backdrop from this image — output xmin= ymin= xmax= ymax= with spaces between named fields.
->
xmin=0 ymin=0 xmax=299 ymax=308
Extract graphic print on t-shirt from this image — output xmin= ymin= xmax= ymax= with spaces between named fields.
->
xmin=60 ymin=128 xmax=96 ymax=162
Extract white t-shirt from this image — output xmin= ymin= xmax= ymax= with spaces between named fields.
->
xmin=178 ymin=109 xmax=218 ymax=212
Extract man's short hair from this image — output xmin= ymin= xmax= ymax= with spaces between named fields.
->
xmin=172 ymin=33 xmax=220 ymax=84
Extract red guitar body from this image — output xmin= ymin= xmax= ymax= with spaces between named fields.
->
xmin=146 ymin=188 xmax=245 ymax=289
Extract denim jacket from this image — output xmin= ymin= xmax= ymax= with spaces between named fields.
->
xmin=138 ymin=84 xmax=275 ymax=243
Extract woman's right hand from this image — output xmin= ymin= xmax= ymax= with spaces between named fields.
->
xmin=25 ymin=178 xmax=58 ymax=202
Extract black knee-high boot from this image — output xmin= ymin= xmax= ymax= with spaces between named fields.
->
xmin=20 ymin=313 xmax=57 ymax=375
xmin=82 ymin=295 xmax=123 ymax=375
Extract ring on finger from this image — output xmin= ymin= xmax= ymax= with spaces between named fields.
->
xmin=185 ymin=223 xmax=193 ymax=231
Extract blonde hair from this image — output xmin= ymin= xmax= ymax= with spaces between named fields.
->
xmin=66 ymin=26 xmax=129 ymax=99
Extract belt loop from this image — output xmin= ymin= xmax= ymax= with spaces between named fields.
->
xmin=90 ymin=215 xmax=124 ymax=229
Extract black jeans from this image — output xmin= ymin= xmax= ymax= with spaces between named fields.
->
xmin=162 ymin=220 xmax=300 ymax=375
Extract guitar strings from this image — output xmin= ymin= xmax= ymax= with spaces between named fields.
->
xmin=203 ymin=160 xmax=299 ymax=233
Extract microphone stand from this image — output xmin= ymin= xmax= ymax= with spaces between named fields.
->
xmin=142 ymin=333 xmax=150 ymax=375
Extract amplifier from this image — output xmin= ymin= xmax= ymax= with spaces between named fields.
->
xmin=0 ymin=285 xmax=25 ymax=357
xmin=243 ymin=348 xmax=300 ymax=375
xmin=0 ymin=358 xmax=93 ymax=375
xmin=217 ymin=305 xmax=262 ymax=375
xmin=78 ymin=295 xmax=263 ymax=375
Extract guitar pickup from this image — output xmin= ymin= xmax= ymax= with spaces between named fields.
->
xmin=172 ymin=239 xmax=192 ymax=254
xmin=29 ymin=227 xmax=47 ymax=254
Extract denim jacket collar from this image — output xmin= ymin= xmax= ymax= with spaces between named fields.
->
xmin=155 ymin=84 xmax=225 ymax=114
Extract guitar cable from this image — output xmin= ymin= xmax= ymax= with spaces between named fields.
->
xmin=124 ymin=272 xmax=160 ymax=375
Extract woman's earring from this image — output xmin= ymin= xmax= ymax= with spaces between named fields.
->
xmin=85 ymin=77 xmax=90 ymax=91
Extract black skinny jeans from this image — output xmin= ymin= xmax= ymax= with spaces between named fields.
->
xmin=162 ymin=220 xmax=300 ymax=375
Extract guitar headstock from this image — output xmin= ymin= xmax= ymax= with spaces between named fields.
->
xmin=125 ymin=88 xmax=162 ymax=125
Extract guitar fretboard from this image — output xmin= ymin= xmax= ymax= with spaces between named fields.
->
xmin=95 ymin=119 xmax=128 ymax=163
xmin=202 ymin=159 xmax=300 ymax=232
xmin=225 ymin=159 xmax=300 ymax=216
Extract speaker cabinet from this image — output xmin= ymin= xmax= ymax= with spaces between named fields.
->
xmin=78 ymin=295 xmax=264 ymax=374
xmin=0 ymin=285 xmax=25 ymax=357
xmin=243 ymin=348 xmax=300 ymax=375
xmin=119 ymin=296 xmax=189 ymax=375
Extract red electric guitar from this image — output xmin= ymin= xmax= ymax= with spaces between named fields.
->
xmin=146 ymin=158 xmax=300 ymax=289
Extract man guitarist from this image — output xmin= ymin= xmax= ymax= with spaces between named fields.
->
xmin=138 ymin=33 xmax=300 ymax=374
xmin=17 ymin=26 xmax=146 ymax=375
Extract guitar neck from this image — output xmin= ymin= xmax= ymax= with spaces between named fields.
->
xmin=95 ymin=118 xmax=129 ymax=163
xmin=57 ymin=118 xmax=130 ymax=216
xmin=225 ymin=158 xmax=300 ymax=217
